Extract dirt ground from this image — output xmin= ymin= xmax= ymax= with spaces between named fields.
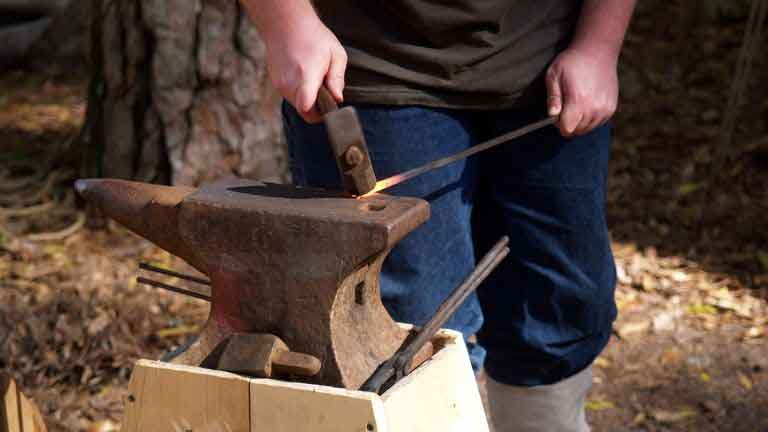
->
xmin=1 ymin=2 xmax=766 ymax=431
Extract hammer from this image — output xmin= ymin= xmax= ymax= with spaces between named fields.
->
xmin=316 ymin=86 xmax=377 ymax=196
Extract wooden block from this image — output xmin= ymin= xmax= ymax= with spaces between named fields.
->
xmin=1 ymin=373 xmax=47 ymax=432
xmin=250 ymin=380 xmax=386 ymax=432
xmin=381 ymin=329 xmax=489 ymax=432
xmin=121 ymin=360 xmax=251 ymax=432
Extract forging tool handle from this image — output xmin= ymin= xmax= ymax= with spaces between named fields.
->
xmin=360 ymin=236 xmax=511 ymax=394
xmin=316 ymin=85 xmax=339 ymax=115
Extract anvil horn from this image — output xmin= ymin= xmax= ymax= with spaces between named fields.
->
xmin=75 ymin=179 xmax=206 ymax=273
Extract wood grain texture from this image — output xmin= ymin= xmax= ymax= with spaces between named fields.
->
xmin=381 ymin=328 xmax=490 ymax=432
xmin=1 ymin=374 xmax=48 ymax=432
xmin=250 ymin=380 xmax=386 ymax=432
xmin=121 ymin=360 xmax=251 ymax=432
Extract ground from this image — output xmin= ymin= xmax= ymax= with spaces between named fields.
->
xmin=0 ymin=2 xmax=766 ymax=431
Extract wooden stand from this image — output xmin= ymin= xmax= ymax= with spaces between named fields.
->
xmin=121 ymin=327 xmax=489 ymax=432
xmin=1 ymin=374 xmax=47 ymax=432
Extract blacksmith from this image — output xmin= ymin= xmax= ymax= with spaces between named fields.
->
xmin=241 ymin=1 xmax=636 ymax=430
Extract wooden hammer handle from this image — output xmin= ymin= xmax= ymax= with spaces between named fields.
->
xmin=316 ymin=85 xmax=339 ymax=115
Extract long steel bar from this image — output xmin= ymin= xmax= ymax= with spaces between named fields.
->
xmin=136 ymin=276 xmax=212 ymax=301
xmin=369 ymin=117 xmax=555 ymax=194
xmin=399 ymin=236 xmax=510 ymax=366
xmin=139 ymin=262 xmax=212 ymax=286
xmin=360 ymin=236 xmax=510 ymax=393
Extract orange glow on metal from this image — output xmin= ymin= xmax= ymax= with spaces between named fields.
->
xmin=359 ymin=175 xmax=406 ymax=198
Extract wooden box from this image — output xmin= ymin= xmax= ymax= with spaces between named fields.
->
xmin=121 ymin=327 xmax=489 ymax=432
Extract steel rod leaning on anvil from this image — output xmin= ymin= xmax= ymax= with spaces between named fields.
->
xmin=136 ymin=276 xmax=212 ymax=301
xmin=139 ymin=262 xmax=211 ymax=286
xmin=360 ymin=236 xmax=511 ymax=394
xmin=136 ymin=263 xmax=212 ymax=301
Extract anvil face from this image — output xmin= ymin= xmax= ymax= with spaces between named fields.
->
xmin=77 ymin=178 xmax=430 ymax=389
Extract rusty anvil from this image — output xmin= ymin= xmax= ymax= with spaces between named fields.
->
xmin=76 ymin=177 xmax=429 ymax=389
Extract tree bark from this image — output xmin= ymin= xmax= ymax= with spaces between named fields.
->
xmin=85 ymin=0 xmax=285 ymax=186
xmin=26 ymin=0 xmax=89 ymax=68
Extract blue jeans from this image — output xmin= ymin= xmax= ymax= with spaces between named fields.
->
xmin=283 ymin=103 xmax=617 ymax=386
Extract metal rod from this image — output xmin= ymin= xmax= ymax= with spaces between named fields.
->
xmin=360 ymin=236 xmax=510 ymax=393
xmin=139 ymin=262 xmax=211 ymax=286
xmin=137 ymin=276 xmax=212 ymax=302
xmin=370 ymin=117 xmax=556 ymax=194
xmin=399 ymin=237 xmax=510 ymax=366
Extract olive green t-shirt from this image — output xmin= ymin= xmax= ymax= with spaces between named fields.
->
xmin=314 ymin=1 xmax=583 ymax=109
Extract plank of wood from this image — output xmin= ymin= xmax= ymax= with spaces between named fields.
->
xmin=1 ymin=373 xmax=48 ymax=432
xmin=249 ymin=379 xmax=387 ymax=432
xmin=122 ymin=360 xmax=387 ymax=432
xmin=0 ymin=374 xmax=19 ymax=432
xmin=121 ymin=360 xmax=251 ymax=432
xmin=381 ymin=329 xmax=490 ymax=432
xmin=121 ymin=326 xmax=487 ymax=432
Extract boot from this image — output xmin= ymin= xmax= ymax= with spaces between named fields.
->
xmin=486 ymin=366 xmax=592 ymax=432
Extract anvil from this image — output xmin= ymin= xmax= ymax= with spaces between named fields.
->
xmin=76 ymin=178 xmax=429 ymax=389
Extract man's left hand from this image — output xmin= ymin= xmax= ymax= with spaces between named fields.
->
xmin=546 ymin=48 xmax=619 ymax=137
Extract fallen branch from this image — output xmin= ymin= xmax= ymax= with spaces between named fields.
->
xmin=0 ymin=199 xmax=55 ymax=218
xmin=0 ymin=168 xmax=73 ymax=206
xmin=25 ymin=211 xmax=86 ymax=242
xmin=0 ymin=160 xmax=44 ymax=192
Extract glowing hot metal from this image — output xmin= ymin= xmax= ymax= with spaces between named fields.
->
xmin=362 ymin=117 xmax=557 ymax=197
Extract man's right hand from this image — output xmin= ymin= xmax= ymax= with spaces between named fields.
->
xmin=240 ymin=0 xmax=347 ymax=123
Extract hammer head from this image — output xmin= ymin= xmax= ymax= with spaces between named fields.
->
xmin=324 ymin=107 xmax=377 ymax=196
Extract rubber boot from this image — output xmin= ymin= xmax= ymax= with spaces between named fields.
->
xmin=486 ymin=366 xmax=593 ymax=432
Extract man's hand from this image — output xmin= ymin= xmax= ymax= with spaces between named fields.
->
xmin=547 ymin=0 xmax=636 ymax=137
xmin=546 ymin=48 xmax=618 ymax=137
xmin=265 ymin=19 xmax=347 ymax=123
xmin=240 ymin=0 xmax=347 ymax=123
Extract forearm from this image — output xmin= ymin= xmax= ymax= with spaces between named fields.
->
xmin=239 ymin=0 xmax=320 ymax=42
xmin=570 ymin=0 xmax=637 ymax=63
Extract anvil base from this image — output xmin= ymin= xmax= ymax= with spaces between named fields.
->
xmin=120 ymin=327 xmax=489 ymax=432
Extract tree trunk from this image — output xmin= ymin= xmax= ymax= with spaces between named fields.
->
xmin=84 ymin=0 xmax=285 ymax=186
xmin=27 ymin=0 xmax=89 ymax=69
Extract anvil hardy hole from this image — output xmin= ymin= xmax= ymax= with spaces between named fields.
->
xmin=355 ymin=281 xmax=366 ymax=305
xmin=363 ymin=201 xmax=387 ymax=212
